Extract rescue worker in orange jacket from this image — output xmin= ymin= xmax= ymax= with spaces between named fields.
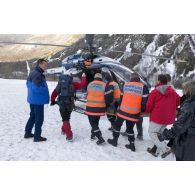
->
xmin=85 ymin=73 xmax=108 ymax=145
xmin=107 ymin=73 xmax=149 ymax=151
xmin=120 ymin=83 xmax=150 ymax=140
xmin=102 ymin=71 xmax=121 ymax=131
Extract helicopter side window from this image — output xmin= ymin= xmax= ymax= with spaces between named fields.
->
xmin=101 ymin=68 xmax=124 ymax=92
xmin=110 ymin=71 xmax=124 ymax=90
xmin=110 ymin=71 xmax=119 ymax=84
xmin=114 ymin=67 xmax=132 ymax=81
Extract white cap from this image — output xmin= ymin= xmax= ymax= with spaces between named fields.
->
xmin=94 ymin=73 xmax=102 ymax=79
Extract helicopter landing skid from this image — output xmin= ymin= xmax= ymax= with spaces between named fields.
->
xmin=74 ymin=106 xmax=86 ymax=115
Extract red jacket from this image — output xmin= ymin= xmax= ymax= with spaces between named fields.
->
xmin=146 ymin=84 xmax=180 ymax=125
xmin=51 ymin=76 xmax=87 ymax=102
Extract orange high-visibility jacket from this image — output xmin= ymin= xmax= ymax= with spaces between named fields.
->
xmin=85 ymin=80 xmax=106 ymax=116
xmin=109 ymin=81 xmax=121 ymax=102
xmin=117 ymin=82 xmax=144 ymax=122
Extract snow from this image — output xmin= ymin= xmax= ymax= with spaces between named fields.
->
xmin=23 ymin=45 xmax=36 ymax=50
xmin=179 ymin=69 xmax=186 ymax=78
xmin=134 ymin=35 xmax=160 ymax=77
xmin=124 ymin=42 xmax=132 ymax=60
xmin=133 ymin=34 xmax=193 ymax=85
xmin=26 ymin=61 xmax=30 ymax=76
xmin=0 ymin=79 xmax=175 ymax=161
xmin=164 ymin=61 xmax=175 ymax=77
xmin=45 ymin=66 xmax=65 ymax=74
xmin=116 ymin=42 xmax=132 ymax=62
xmin=76 ymin=49 xmax=82 ymax=54
xmin=188 ymin=35 xmax=195 ymax=57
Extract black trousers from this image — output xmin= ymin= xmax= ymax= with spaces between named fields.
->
xmin=88 ymin=115 xmax=102 ymax=138
xmin=59 ymin=106 xmax=72 ymax=121
xmin=126 ymin=116 xmax=143 ymax=136
xmin=58 ymin=97 xmax=73 ymax=122
xmin=114 ymin=116 xmax=135 ymax=142
xmin=107 ymin=114 xmax=117 ymax=125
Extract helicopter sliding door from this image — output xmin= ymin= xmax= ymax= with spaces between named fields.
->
xmin=73 ymin=74 xmax=87 ymax=114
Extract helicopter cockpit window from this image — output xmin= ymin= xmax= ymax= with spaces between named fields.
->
xmin=100 ymin=63 xmax=133 ymax=83
xmin=101 ymin=67 xmax=112 ymax=83
xmin=82 ymin=51 xmax=93 ymax=61
xmin=111 ymin=66 xmax=132 ymax=82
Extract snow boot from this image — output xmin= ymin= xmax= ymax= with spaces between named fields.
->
xmin=90 ymin=133 xmax=96 ymax=141
xmin=34 ymin=136 xmax=47 ymax=142
xmin=108 ymin=130 xmax=120 ymax=147
xmin=147 ymin=145 xmax=158 ymax=157
xmin=66 ymin=137 xmax=73 ymax=142
xmin=62 ymin=121 xmax=73 ymax=141
xmin=137 ymin=134 xmax=143 ymax=141
xmin=108 ymin=126 xmax=114 ymax=132
xmin=120 ymin=131 xmax=128 ymax=137
xmin=95 ymin=131 xmax=105 ymax=145
xmin=125 ymin=142 xmax=136 ymax=152
xmin=96 ymin=137 xmax=106 ymax=145
xmin=24 ymin=132 xmax=34 ymax=139
xmin=147 ymin=145 xmax=157 ymax=153
xmin=107 ymin=138 xmax=118 ymax=147
xmin=161 ymin=149 xmax=172 ymax=158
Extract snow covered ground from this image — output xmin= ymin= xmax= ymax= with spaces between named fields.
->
xmin=0 ymin=79 xmax=176 ymax=161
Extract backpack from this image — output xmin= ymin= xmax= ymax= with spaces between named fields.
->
xmin=59 ymin=75 xmax=74 ymax=97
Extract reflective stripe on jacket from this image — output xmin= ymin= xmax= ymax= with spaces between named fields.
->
xmin=85 ymin=80 xmax=106 ymax=116
xmin=117 ymin=82 xmax=144 ymax=121
xmin=109 ymin=81 xmax=121 ymax=101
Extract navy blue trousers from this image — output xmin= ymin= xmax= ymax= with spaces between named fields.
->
xmin=114 ymin=116 xmax=135 ymax=142
xmin=25 ymin=104 xmax=44 ymax=139
xmin=126 ymin=116 xmax=143 ymax=136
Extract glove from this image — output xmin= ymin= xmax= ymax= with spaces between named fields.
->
xmin=82 ymin=72 xmax=86 ymax=77
xmin=50 ymin=101 xmax=57 ymax=106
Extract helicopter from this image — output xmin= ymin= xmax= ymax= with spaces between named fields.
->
xmin=43 ymin=34 xmax=153 ymax=114
xmin=0 ymin=34 xmax=188 ymax=114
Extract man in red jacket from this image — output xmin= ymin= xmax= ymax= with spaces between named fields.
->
xmin=146 ymin=74 xmax=180 ymax=157
xmin=50 ymin=73 xmax=86 ymax=141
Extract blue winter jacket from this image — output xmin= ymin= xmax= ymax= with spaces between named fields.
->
xmin=27 ymin=66 xmax=49 ymax=105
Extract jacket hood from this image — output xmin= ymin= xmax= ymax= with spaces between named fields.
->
xmin=155 ymin=84 xmax=173 ymax=96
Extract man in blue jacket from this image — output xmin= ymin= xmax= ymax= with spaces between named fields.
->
xmin=25 ymin=59 xmax=49 ymax=142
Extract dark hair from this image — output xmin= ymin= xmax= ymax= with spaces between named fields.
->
xmin=165 ymin=74 xmax=171 ymax=82
xmin=183 ymin=80 xmax=195 ymax=97
xmin=130 ymin=73 xmax=140 ymax=82
xmin=158 ymin=74 xmax=168 ymax=84
xmin=37 ymin=59 xmax=47 ymax=66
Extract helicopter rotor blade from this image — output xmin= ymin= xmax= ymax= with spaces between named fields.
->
xmin=109 ymin=50 xmax=187 ymax=63
xmin=0 ymin=41 xmax=74 ymax=48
